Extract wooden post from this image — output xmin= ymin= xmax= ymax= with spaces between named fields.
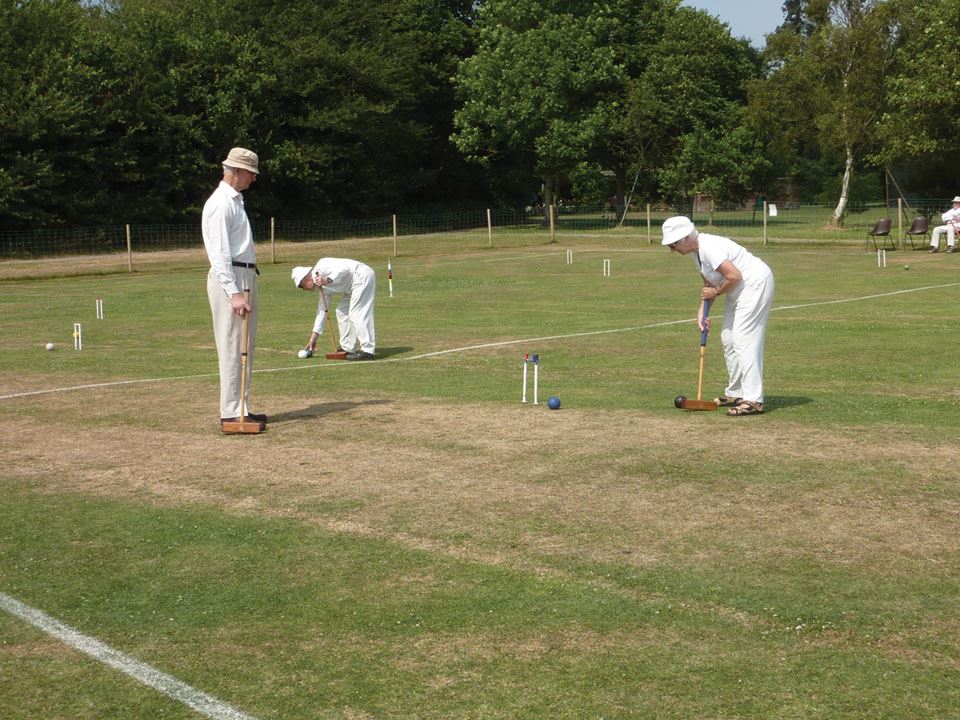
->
xmin=487 ymin=208 xmax=493 ymax=248
xmin=646 ymin=204 xmax=651 ymax=244
xmin=897 ymin=198 xmax=904 ymax=250
xmin=125 ymin=224 xmax=133 ymax=272
xmin=549 ymin=204 xmax=556 ymax=244
xmin=709 ymin=198 xmax=715 ymax=227
xmin=763 ymin=201 xmax=768 ymax=246
xmin=392 ymin=214 xmax=398 ymax=257
xmin=270 ymin=217 xmax=276 ymax=264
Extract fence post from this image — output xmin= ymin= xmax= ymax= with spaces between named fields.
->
xmin=709 ymin=198 xmax=715 ymax=227
xmin=897 ymin=198 xmax=904 ymax=250
xmin=763 ymin=201 xmax=768 ymax=246
xmin=125 ymin=224 xmax=133 ymax=272
xmin=392 ymin=214 xmax=398 ymax=257
xmin=646 ymin=204 xmax=651 ymax=244
xmin=487 ymin=208 xmax=493 ymax=248
xmin=549 ymin=204 xmax=556 ymax=244
xmin=270 ymin=217 xmax=276 ymax=264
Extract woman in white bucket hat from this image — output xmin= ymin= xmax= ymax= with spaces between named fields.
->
xmin=662 ymin=216 xmax=775 ymax=416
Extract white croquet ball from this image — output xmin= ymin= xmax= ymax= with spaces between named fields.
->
xmin=45 ymin=342 xmax=55 ymax=351
xmin=297 ymin=349 xmax=311 ymax=359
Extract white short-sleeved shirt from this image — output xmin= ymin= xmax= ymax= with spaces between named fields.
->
xmin=202 ymin=181 xmax=255 ymax=297
xmin=693 ymin=233 xmax=771 ymax=298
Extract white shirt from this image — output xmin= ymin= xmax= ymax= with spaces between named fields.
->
xmin=309 ymin=258 xmax=371 ymax=334
xmin=202 ymin=181 xmax=255 ymax=296
xmin=693 ymin=233 xmax=771 ymax=298
xmin=941 ymin=207 xmax=960 ymax=226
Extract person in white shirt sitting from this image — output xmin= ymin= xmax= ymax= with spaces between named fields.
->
xmin=930 ymin=196 xmax=960 ymax=253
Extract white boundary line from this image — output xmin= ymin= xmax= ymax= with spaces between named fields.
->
xmin=0 ymin=591 xmax=258 ymax=720
xmin=3 ymin=281 xmax=959 ymax=402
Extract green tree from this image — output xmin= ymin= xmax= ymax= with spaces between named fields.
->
xmin=875 ymin=0 xmax=960 ymax=195
xmin=0 ymin=0 xmax=108 ymax=227
xmin=622 ymin=6 xmax=763 ymax=205
xmin=451 ymin=0 xmax=625 ymax=210
xmin=254 ymin=0 xmax=479 ymax=218
xmin=658 ymin=116 xmax=772 ymax=204
xmin=93 ymin=0 xmax=270 ymax=222
xmin=753 ymin=0 xmax=899 ymax=226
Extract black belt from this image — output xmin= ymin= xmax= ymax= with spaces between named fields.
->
xmin=232 ymin=260 xmax=260 ymax=275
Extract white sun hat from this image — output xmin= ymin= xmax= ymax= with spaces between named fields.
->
xmin=661 ymin=216 xmax=695 ymax=245
xmin=291 ymin=266 xmax=313 ymax=288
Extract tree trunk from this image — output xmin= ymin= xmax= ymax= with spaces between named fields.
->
xmin=615 ymin=167 xmax=627 ymax=213
xmin=830 ymin=146 xmax=854 ymax=228
xmin=543 ymin=175 xmax=555 ymax=217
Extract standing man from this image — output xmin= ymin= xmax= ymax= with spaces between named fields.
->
xmin=929 ymin=195 xmax=960 ymax=253
xmin=291 ymin=258 xmax=377 ymax=360
xmin=662 ymin=216 xmax=775 ymax=416
xmin=202 ymin=147 xmax=267 ymax=429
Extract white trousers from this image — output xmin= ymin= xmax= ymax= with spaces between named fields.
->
xmin=931 ymin=224 xmax=956 ymax=248
xmin=335 ymin=265 xmax=376 ymax=353
xmin=719 ymin=270 xmax=774 ymax=404
xmin=207 ymin=267 xmax=259 ymax=418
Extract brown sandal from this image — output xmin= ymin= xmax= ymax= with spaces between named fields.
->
xmin=727 ymin=401 xmax=763 ymax=416
xmin=714 ymin=395 xmax=743 ymax=407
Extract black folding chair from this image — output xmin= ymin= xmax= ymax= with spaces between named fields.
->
xmin=904 ymin=216 xmax=929 ymax=250
xmin=866 ymin=218 xmax=894 ymax=251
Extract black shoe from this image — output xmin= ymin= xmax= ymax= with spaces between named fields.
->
xmin=346 ymin=351 xmax=375 ymax=360
xmin=930 ymin=247 xmax=940 ymax=253
xmin=948 ymin=247 xmax=957 ymax=254
xmin=220 ymin=416 xmax=266 ymax=427
xmin=246 ymin=411 xmax=268 ymax=423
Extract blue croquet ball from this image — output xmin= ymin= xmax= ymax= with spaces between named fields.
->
xmin=547 ymin=395 xmax=561 ymax=410
xmin=674 ymin=395 xmax=686 ymax=408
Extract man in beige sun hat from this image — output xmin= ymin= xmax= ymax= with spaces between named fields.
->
xmin=929 ymin=195 xmax=960 ymax=253
xmin=201 ymin=147 xmax=268 ymax=429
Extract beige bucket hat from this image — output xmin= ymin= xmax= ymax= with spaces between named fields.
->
xmin=223 ymin=147 xmax=259 ymax=174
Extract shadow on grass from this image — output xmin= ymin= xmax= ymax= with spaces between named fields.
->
xmin=764 ymin=395 xmax=814 ymax=413
xmin=270 ymin=399 xmax=393 ymax=424
xmin=373 ymin=346 xmax=413 ymax=358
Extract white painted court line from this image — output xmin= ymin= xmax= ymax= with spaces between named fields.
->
xmin=0 ymin=592 xmax=258 ymax=720
xmin=2 ymin=281 xmax=959 ymax=402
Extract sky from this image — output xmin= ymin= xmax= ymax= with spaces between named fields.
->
xmin=681 ymin=0 xmax=786 ymax=48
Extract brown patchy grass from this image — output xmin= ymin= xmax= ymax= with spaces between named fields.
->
xmin=3 ymin=379 xmax=957 ymax=583
xmin=3 ymin=379 xmax=959 ymax=714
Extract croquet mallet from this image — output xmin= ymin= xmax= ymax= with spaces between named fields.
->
xmin=679 ymin=298 xmax=718 ymax=411
xmin=222 ymin=289 xmax=264 ymax=434
xmin=318 ymin=284 xmax=348 ymax=360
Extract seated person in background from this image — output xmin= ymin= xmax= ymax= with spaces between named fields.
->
xmin=930 ymin=196 xmax=960 ymax=253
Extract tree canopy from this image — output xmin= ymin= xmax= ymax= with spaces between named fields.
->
xmin=0 ymin=0 xmax=958 ymax=230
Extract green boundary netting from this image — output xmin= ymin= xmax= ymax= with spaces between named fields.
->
xmin=0 ymin=201 xmax=952 ymax=260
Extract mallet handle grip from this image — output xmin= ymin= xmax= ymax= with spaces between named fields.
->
xmin=699 ymin=298 xmax=713 ymax=347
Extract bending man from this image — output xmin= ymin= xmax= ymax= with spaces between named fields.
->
xmin=292 ymin=258 xmax=377 ymax=360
